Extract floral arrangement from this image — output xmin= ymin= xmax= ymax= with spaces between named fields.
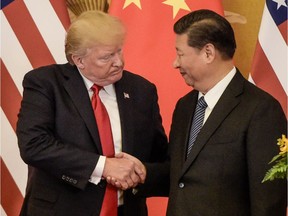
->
xmin=262 ymin=135 xmax=287 ymax=183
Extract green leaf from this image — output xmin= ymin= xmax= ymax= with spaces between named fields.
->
xmin=262 ymin=161 xmax=287 ymax=183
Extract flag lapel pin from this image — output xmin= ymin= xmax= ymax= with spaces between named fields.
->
xmin=123 ymin=92 xmax=130 ymax=99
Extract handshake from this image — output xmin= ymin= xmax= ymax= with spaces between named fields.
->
xmin=102 ymin=152 xmax=146 ymax=190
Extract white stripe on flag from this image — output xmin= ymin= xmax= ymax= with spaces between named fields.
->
xmin=1 ymin=206 xmax=7 ymax=216
xmin=248 ymin=74 xmax=255 ymax=84
xmin=1 ymin=109 xmax=28 ymax=196
xmin=1 ymin=11 xmax=33 ymax=95
xmin=24 ymin=0 xmax=67 ymax=64
xmin=258 ymin=4 xmax=287 ymax=94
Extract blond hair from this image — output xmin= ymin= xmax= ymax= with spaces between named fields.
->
xmin=65 ymin=10 xmax=126 ymax=64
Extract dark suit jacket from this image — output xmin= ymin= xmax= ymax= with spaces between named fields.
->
xmin=166 ymin=70 xmax=287 ymax=216
xmin=16 ymin=63 xmax=168 ymax=216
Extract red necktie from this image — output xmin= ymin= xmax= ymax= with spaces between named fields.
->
xmin=91 ymin=84 xmax=117 ymax=216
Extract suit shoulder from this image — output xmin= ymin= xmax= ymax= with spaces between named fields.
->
xmin=25 ymin=63 xmax=71 ymax=78
xmin=229 ymin=71 xmax=280 ymax=106
xmin=178 ymin=90 xmax=197 ymax=103
xmin=236 ymin=79 xmax=285 ymax=119
xmin=26 ymin=64 xmax=58 ymax=75
xmin=23 ymin=63 xmax=74 ymax=83
xmin=243 ymin=79 xmax=280 ymax=103
xmin=121 ymin=70 xmax=155 ymax=88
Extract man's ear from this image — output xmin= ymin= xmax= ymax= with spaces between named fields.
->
xmin=203 ymin=43 xmax=216 ymax=63
xmin=71 ymin=55 xmax=84 ymax=69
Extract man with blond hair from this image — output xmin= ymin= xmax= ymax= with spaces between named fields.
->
xmin=17 ymin=11 xmax=168 ymax=216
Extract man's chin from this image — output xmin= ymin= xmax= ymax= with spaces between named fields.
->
xmin=112 ymin=71 xmax=123 ymax=82
xmin=182 ymin=77 xmax=193 ymax=87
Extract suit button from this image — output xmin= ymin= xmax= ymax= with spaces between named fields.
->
xmin=179 ymin=182 xmax=185 ymax=188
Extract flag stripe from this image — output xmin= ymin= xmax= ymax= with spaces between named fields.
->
xmin=1 ymin=11 xmax=32 ymax=94
xmin=1 ymin=1 xmax=71 ymax=215
xmin=1 ymin=62 xmax=25 ymax=215
xmin=2 ymin=0 xmax=56 ymax=68
xmin=278 ymin=21 xmax=287 ymax=44
xmin=24 ymin=0 xmax=67 ymax=64
xmin=251 ymin=43 xmax=287 ymax=116
xmin=1 ymin=206 xmax=8 ymax=216
xmin=1 ymin=109 xmax=28 ymax=195
xmin=49 ymin=0 xmax=71 ymax=30
xmin=1 ymin=61 xmax=22 ymax=132
xmin=250 ymin=1 xmax=287 ymax=118
xmin=1 ymin=158 xmax=23 ymax=216
xmin=258 ymin=4 xmax=287 ymax=95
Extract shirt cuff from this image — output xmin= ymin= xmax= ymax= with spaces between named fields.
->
xmin=89 ymin=155 xmax=106 ymax=185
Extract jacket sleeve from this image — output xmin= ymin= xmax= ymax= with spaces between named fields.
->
xmin=16 ymin=68 xmax=99 ymax=190
xmin=137 ymin=83 xmax=170 ymax=197
xmin=246 ymin=95 xmax=287 ymax=216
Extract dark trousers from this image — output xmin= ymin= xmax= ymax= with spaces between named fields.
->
xmin=118 ymin=205 xmax=124 ymax=216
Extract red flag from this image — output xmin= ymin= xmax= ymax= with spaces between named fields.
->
xmin=109 ymin=1 xmax=223 ymax=134
xmin=249 ymin=0 xmax=287 ymax=117
xmin=109 ymin=1 xmax=223 ymax=215
xmin=1 ymin=1 xmax=70 ymax=215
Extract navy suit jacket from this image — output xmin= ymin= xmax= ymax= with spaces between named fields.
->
xmin=16 ymin=63 xmax=168 ymax=216
xmin=166 ymin=70 xmax=287 ymax=216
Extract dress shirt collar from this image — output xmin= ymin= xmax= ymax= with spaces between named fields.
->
xmin=77 ymin=68 xmax=116 ymax=98
xmin=200 ymin=67 xmax=236 ymax=110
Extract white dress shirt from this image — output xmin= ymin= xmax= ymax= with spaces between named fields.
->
xmin=200 ymin=67 xmax=236 ymax=124
xmin=79 ymin=71 xmax=123 ymax=205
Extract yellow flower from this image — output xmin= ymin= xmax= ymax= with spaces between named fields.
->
xmin=277 ymin=135 xmax=288 ymax=155
xmin=262 ymin=134 xmax=287 ymax=182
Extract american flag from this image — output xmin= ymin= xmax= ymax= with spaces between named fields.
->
xmin=249 ymin=0 xmax=287 ymax=117
xmin=1 ymin=0 xmax=70 ymax=215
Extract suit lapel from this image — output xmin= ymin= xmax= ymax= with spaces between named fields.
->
xmin=180 ymin=71 xmax=244 ymax=177
xmin=178 ymin=93 xmax=198 ymax=167
xmin=115 ymin=72 xmax=135 ymax=153
xmin=61 ymin=64 xmax=102 ymax=153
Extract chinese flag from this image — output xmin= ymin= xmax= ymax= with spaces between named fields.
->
xmin=109 ymin=1 xmax=223 ymax=215
xmin=109 ymin=0 xmax=223 ymax=134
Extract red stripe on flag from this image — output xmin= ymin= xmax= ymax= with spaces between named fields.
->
xmin=250 ymin=42 xmax=287 ymax=116
xmin=278 ymin=20 xmax=287 ymax=45
xmin=49 ymin=0 xmax=71 ymax=30
xmin=1 ymin=60 xmax=22 ymax=132
xmin=1 ymin=158 xmax=24 ymax=216
xmin=2 ymin=0 xmax=56 ymax=68
xmin=1 ymin=2 xmax=71 ymax=216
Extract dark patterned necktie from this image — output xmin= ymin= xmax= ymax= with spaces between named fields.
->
xmin=187 ymin=96 xmax=208 ymax=156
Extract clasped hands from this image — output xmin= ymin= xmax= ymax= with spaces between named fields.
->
xmin=102 ymin=152 xmax=146 ymax=190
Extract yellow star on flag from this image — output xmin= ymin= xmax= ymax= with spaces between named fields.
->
xmin=162 ymin=0 xmax=191 ymax=18
xmin=123 ymin=0 xmax=142 ymax=9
